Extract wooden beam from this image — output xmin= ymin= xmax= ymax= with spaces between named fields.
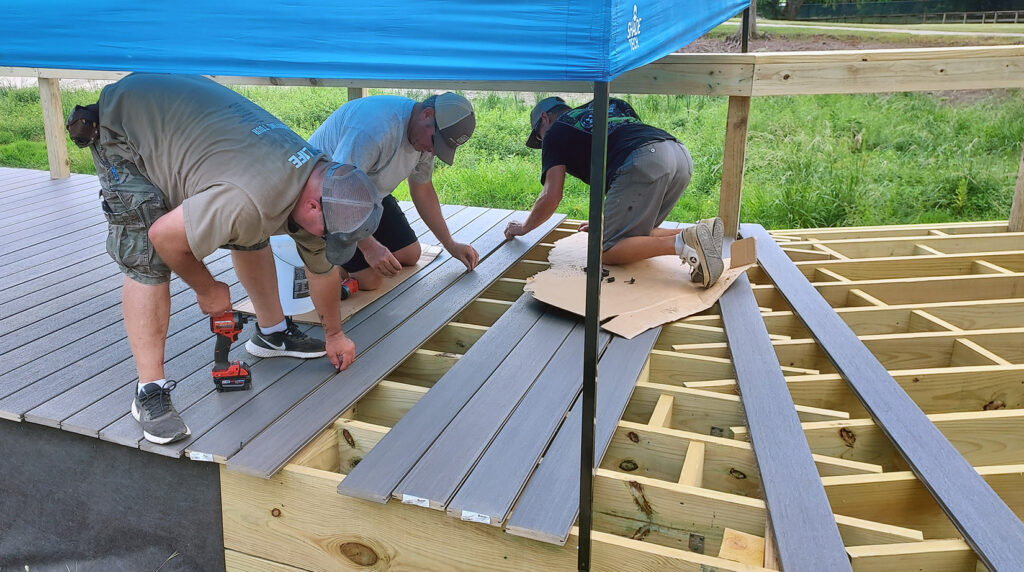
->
xmin=719 ymin=96 xmax=751 ymax=238
xmin=346 ymin=87 xmax=367 ymax=101
xmin=741 ymin=222 xmax=1024 ymax=572
xmin=37 ymin=78 xmax=70 ymax=179
xmin=678 ymin=441 xmax=706 ymax=487
xmin=847 ymin=540 xmax=980 ymax=572
xmin=222 ymin=464 xmax=775 ymax=572
xmin=1011 ymin=145 xmax=1024 ymax=232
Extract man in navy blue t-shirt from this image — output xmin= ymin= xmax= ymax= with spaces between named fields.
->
xmin=504 ymin=97 xmax=724 ymax=288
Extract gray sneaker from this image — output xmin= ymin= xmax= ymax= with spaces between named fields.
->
xmin=245 ymin=317 xmax=326 ymax=359
xmin=132 ymin=381 xmax=191 ymax=445
xmin=682 ymin=217 xmax=725 ymax=288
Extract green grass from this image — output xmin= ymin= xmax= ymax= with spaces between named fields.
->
xmin=2 ymin=83 xmax=1022 ymax=230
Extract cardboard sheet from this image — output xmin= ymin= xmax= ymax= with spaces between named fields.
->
xmin=525 ymin=233 xmax=756 ymax=339
xmin=234 ymin=243 xmax=443 ymax=325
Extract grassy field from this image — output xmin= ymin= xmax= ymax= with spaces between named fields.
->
xmin=2 ymin=82 xmax=1022 ymax=230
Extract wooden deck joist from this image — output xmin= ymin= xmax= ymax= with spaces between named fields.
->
xmin=741 ymin=222 xmax=1024 ymax=571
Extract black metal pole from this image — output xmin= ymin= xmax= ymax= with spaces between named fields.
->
xmin=578 ymin=80 xmax=609 ymax=572
xmin=741 ymin=7 xmax=750 ymax=53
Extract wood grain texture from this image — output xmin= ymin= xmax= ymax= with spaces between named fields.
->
xmin=717 ymin=243 xmax=852 ymax=572
xmin=1010 ymin=145 xmax=1024 ymax=232
xmin=504 ymin=327 xmax=659 ymax=543
xmin=37 ymin=77 xmax=70 ymax=179
xmin=741 ymin=222 xmax=1024 ymax=572
xmin=225 ymin=213 xmax=567 ymax=478
xmin=338 ymin=295 xmax=551 ymax=502
xmin=719 ymin=96 xmax=751 ymax=238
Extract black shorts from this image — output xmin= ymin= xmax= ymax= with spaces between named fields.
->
xmin=341 ymin=194 xmax=417 ymax=273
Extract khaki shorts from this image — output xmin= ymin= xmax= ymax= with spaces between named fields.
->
xmin=91 ymin=142 xmax=173 ymax=285
xmin=603 ymin=140 xmax=692 ymax=249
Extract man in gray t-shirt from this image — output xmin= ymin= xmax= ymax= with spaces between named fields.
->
xmin=308 ymin=92 xmax=478 ymax=290
xmin=73 ymin=74 xmax=380 ymax=445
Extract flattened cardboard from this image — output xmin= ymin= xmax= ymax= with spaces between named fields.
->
xmin=525 ymin=233 xmax=756 ymax=339
xmin=234 ymin=243 xmax=443 ymax=325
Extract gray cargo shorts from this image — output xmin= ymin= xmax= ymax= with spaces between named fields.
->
xmin=91 ymin=142 xmax=173 ymax=285
xmin=603 ymin=140 xmax=692 ymax=249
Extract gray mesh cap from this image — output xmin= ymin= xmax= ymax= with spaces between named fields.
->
xmin=320 ymin=163 xmax=383 ymax=266
xmin=426 ymin=92 xmax=475 ymax=166
xmin=526 ymin=96 xmax=568 ymax=149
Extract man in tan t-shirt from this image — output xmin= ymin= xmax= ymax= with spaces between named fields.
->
xmin=70 ymin=74 xmax=382 ymax=445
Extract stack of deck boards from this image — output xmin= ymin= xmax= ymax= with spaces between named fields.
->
xmin=335 ymin=296 xmax=662 ymax=544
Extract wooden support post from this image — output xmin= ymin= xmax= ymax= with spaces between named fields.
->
xmin=38 ymin=77 xmax=70 ymax=179
xmin=1009 ymin=145 xmax=1024 ymax=232
xmin=347 ymin=87 xmax=368 ymax=101
xmin=719 ymin=96 xmax=751 ymax=239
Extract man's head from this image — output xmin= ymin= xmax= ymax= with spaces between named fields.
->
xmin=526 ymin=96 xmax=571 ymax=149
xmin=408 ymin=92 xmax=476 ymax=166
xmin=296 ymin=162 xmax=383 ymax=266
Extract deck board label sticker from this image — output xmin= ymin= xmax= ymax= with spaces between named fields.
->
xmin=461 ymin=510 xmax=490 ymax=524
xmin=188 ymin=451 xmax=214 ymax=462
xmin=401 ymin=494 xmax=430 ymax=507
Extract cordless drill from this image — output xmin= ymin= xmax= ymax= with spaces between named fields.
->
xmin=340 ymin=277 xmax=359 ymax=300
xmin=210 ymin=311 xmax=253 ymax=392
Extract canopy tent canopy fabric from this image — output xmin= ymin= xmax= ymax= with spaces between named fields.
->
xmin=1 ymin=0 xmax=746 ymax=82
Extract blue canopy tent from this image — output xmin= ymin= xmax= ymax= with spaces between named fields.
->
xmin=3 ymin=2 xmax=748 ymax=569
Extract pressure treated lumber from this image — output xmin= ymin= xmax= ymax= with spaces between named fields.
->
xmin=505 ymin=327 xmax=660 ymax=544
xmin=719 ymin=96 xmax=750 ymax=238
xmin=1011 ymin=145 xmax=1024 ymax=232
xmin=225 ymin=213 xmax=567 ymax=478
xmin=36 ymin=77 xmax=69 ymax=179
xmin=336 ymin=294 xmax=550 ymax=502
xmin=717 ymin=248 xmax=851 ymax=571
xmin=741 ymin=222 xmax=1024 ymax=572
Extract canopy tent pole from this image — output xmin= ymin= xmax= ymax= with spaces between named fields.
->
xmin=578 ymin=80 xmax=610 ymax=572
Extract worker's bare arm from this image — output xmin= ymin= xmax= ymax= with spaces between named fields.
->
xmin=409 ymin=179 xmax=478 ymax=270
xmin=504 ymin=165 xmax=566 ymax=240
xmin=306 ymin=266 xmax=355 ymax=371
xmin=148 ymin=206 xmax=230 ymax=315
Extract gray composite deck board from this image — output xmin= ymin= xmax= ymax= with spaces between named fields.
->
xmin=2 ymin=207 xmax=103 ymax=239
xmin=391 ymin=306 xmax=578 ymax=509
xmin=717 ymin=240 xmax=851 ymax=572
xmin=184 ymin=208 xmax=517 ymax=463
xmin=445 ymin=327 xmax=612 ymax=525
xmin=59 ymin=274 xmax=249 ymax=437
xmin=134 ymin=207 xmax=484 ymax=458
xmin=0 ymin=243 xmax=108 ymax=291
xmin=0 ymin=183 xmax=101 ymax=227
xmin=504 ymin=326 xmax=660 ymax=544
xmin=0 ymin=176 xmax=96 ymax=207
xmin=225 ymin=213 xmax=568 ymax=478
xmin=15 ymin=255 xmax=236 ymax=427
xmin=337 ymin=294 xmax=547 ymax=503
xmin=1 ymin=218 xmax=106 ymax=257
xmin=741 ymin=222 xmax=1024 ymax=572
xmin=2 ymin=261 xmax=122 ymax=319
xmin=0 ymin=238 xmax=110 ymax=280
xmin=2 ymin=251 xmax=111 ymax=299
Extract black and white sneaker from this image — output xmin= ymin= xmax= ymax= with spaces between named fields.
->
xmin=132 ymin=381 xmax=191 ymax=445
xmin=679 ymin=217 xmax=725 ymax=288
xmin=245 ymin=317 xmax=326 ymax=359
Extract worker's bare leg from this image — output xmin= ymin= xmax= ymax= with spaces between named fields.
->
xmin=231 ymin=248 xmax=285 ymax=329
xmin=602 ymin=234 xmax=676 ymax=265
xmin=349 ymin=241 xmax=421 ymax=291
xmin=121 ymin=276 xmax=170 ymax=383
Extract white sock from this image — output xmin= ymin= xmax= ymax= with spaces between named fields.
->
xmin=260 ymin=319 xmax=288 ymax=336
xmin=674 ymin=233 xmax=698 ymax=261
xmin=138 ymin=379 xmax=168 ymax=394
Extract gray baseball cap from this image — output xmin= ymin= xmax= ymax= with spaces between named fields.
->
xmin=526 ymin=96 xmax=569 ymax=149
xmin=426 ymin=92 xmax=475 ymax=166
xmin=320 ymin=162 xmax=383 ymax=266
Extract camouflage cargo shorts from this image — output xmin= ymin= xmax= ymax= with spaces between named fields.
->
xmin=91 ymin=142 xmax=173 ymax=285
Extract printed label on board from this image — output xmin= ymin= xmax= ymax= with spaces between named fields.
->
xmin=188 ymin=451 xmax=214 ymax=462
xmin=293 ymin=266 xmax=310 ymax=299
xmin=401 ymin=494 xmax=430 ymax=508
xmin=461 ymin=510 xmax=491 ymax=524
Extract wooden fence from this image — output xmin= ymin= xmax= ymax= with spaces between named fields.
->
xmin=3 ymin=45 xmax=1023 ymax=233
